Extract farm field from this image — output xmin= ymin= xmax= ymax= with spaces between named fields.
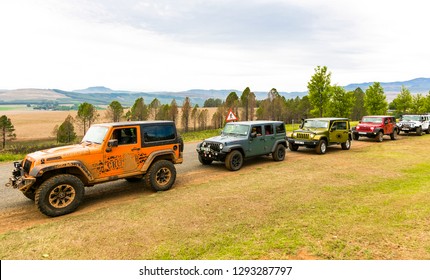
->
xmin=0 ymin=132 xmax=429 ymax=260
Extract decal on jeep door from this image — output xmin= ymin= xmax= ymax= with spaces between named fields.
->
xmin=92 ymin=152 xmax=148 ymax=175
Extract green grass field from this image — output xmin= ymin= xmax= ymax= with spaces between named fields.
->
xmin=1 ymin=133 xmax=429 ymax=260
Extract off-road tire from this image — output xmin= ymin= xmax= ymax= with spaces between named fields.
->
xmin=353 ymin=133 xmax=359 ymax=141
xmin=198 ymin=154 xmax=213 ymax=165
xmin=316 ymin=139 xmax=327 ymax=154
xmin=341 ymin=139 xmax=351 ymax=150
xmin=426 ymin=128 xmax=430 ymax=134
xmin=145 ymin=160 xmax=176 ymax=191
xmin=390 ymin=131 xmax=397 ymax=140
xmin=35 ymin=174 xmax=85 ymax=217
xmin=376 ymin=131 xmax=384 ymax=142
xmin=416 ymin=127 xmax=422 ymax=136
xmin=272 ymin=144 xmax=286 ymax=161
xmin=225 ymin=150 xmax=243 ymax=171
xmin=289 ymin=144 xmax=299 ymax=151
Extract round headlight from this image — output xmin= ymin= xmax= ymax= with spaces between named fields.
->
xmin=219 ymin=143 xmax=223 ymax=150
xmin=202 ymin=141 xmax=206 ymax=147
xmin=309 ymin=133 xmax=315 ymax=139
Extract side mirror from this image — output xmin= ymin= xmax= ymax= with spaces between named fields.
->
xmin=106 ymin=139 xmax=118 ymax=152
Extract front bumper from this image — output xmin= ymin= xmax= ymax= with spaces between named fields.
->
xmin=196 ymin=147 xmax=227 ymax=161
xmin=5 ymin=162 xmax=36 ymax=192
xmin=287 ymin=138 xmax=319 ymax=147
xmin=353 ymin=131 xmax=378 ymax=138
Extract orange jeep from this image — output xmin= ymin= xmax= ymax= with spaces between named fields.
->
xmin=6 ymin=121 xmax=183 ymax=217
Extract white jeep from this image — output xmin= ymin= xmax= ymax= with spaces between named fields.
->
xmin=397 ymin=114 xmax=430 ymax=135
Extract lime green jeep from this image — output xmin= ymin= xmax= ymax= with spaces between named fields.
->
xmin=287 ymin=117 xmax=352 ymax=154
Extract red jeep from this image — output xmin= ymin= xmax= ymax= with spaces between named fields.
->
xmin=352 ymin=116 xmax=398 ymax=142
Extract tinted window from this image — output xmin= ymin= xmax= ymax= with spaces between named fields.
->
xmin=143 ymin=125 xmax=175 ymax=142
xmin=275 ymin=123 xmax=285 ymax=133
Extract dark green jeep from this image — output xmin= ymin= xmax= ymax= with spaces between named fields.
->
xmin=287 ymin=117 xmax=352 ymax=154
xmin=196 ymin=121 xmax=287 ymax=171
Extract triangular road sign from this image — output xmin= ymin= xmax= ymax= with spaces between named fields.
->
xmin=226 ymin=109 xmax=238 ymax=122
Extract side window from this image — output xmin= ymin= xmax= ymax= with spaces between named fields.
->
xmin=264 ymin=125 xmax=273 ymax=135
xmin=251 ymin=126 xmax=262 ymax=136
xmin=275 ymin=123 xmax=285 ymax=133
xmin=142 ymin=125 xmax=175 ymax=142
xmin=332 ymin=122 xmax=347 ymax=130
xmin=112 ymin=127 xmax=137 ymax=145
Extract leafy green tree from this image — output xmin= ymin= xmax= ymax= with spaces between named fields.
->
xmin=411 ymin=93 xmax=426 ymax=114
xmin=170 ymin=99 xmax=179 ymax=123
xmin=181 ymin=97 xmax=192 ymax=132
xmin=0 ymin=115 xmax=16 ymax=149
xmin=364 ymin=82 xmax=388 ymax=115
xmin=328 ymin=86 xmax=355 ymax=118
xmin=240 ymin=87 xmax=251 ymax=121
xmin=56 ymin=115 xmax=77 ymax=143
xmin=225 ymin=91 xmax=239 ymax=117
xmin=391 ymin=86 xmax=413 ymax=115
xmin=350 ymin=87 xmax=366 ymax=121
xmin=106 ymin=100 xmax=124 ymax=122
xmin=191 ymin=104 xmax=199 ymax=131
xmin=307 ymin=66 xmax=332 ymax=117
xmin=248 ymin=92 xmax=256 ymax=121
xmin=198 ymin=109 xmax=209 ymax=130
xmin=424 ymin=91 xmax=430 ymax=113
xmin=77 ymin=102 xmax=98 ymax=134
xmin=129 ymin=97 xmax=149 ymax=121
xmin=203 ymin=98 xmax=223 ymax=107
xmin=149 ymin=98 xmax=161 ymax=120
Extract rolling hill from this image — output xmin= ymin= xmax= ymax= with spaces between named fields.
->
xmin=1 ymin=78 xmax=429 ymax=106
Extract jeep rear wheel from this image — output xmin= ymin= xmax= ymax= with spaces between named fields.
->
xmin=272 ymin=144 xmax=286 ymax=161
xmin=145 ymin=160 xmax=176 ymax=191
xmin=225 ymin=150 xmax=243 ymax=171
xmin=376 ymin=131 xmax=384 ymax=142
xmin=289 ymin=144 xmax=299 ymax=151
xmin=35 ymin=174 xmax=85 ymax=217
xmin=316 ymin=139 xmax=327 ymax=154
xmin=198 ymin=154 xmax=213 ymax=165
xmin=390 ymin=131 xmax=397 ymax=140
xmin=341 ymin=139 xmax=351 ymax=150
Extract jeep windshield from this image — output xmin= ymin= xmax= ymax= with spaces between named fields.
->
xmin=402 ymin=115 xmax=421 ymax=121
xmin=81 ymin=126 xmax=109 ymax=144
xmin=222 ymin=124 xmax=249 ymax=136
xmin=303 ymin=120 xmax=329 ymax=129
xmin=362 ymin=117 xmax=382 ymax=123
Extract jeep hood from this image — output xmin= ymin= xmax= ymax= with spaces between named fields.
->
xmin=27 ymin=144 xmax=93 ymax=162
xmin=293 ymin=128 xmax=327 ymax=134
xmin=205 ymin=134 xmax=247 ymax=143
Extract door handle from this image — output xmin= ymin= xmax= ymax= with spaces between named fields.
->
xmin=132 ymin=147 xmax=140 ymax=151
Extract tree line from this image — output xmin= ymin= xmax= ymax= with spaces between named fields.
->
xmin=2 ymin=65 xmax=430 ymax=146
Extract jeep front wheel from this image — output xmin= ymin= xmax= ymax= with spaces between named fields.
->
xmin=416 ymin=127 xmax=422 ymax=135
xmin=35 ymin=174 xmax=85 ymax=217
xmin=145 ymin=160 xmax=176 ymax=191
xmin=376 ymin=131 xmax=384 ymax=142
xmin=316 ymin=139 xmax=327 ymax=154
xmin=272 ymin=144 xmax=286 ymax=161
xmin=341 ymin=139 xmax=351 ymax=150
xmin=225 ymin=150 xmax=243 ymax=171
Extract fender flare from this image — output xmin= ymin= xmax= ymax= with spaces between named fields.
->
xmin=29 ymin=160 xmax=94 ymax=181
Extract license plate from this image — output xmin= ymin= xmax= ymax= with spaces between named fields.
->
xmin=402 ymin=128 xmax=409 ymax=131
xmin=359 ymin=132 xmax=367 ymax=135
xmin=201 ymin=147 xmax=210 ymax=152
xmin=295 ymin=141 xmax=304 ymax=144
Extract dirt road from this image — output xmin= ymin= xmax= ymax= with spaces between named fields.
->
xmin=0 ymin=138 xmax=382 ymax=233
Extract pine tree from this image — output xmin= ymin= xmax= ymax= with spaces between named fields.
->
xmin=0 ymin=115 xmax=16 ymax=149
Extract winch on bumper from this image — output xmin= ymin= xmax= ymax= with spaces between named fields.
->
xmin=196 ymin=141 xmax=228 ymax=161
xmin=5 ymin=161 xmax=36 ymax=192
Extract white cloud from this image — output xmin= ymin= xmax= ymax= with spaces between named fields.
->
xmin=0 ymin=0 xmax=429 ymax=93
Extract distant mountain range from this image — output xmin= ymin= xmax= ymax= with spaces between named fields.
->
xmin=1 ymin=78 xmax=429 ymax=107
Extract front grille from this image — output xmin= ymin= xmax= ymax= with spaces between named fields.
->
xmin=296 ymin=133 xmax=310 ymax=139
xmin=23 ymin=159 xmax=32 ymax=174
xmin=207 ymin=142 xmax=221 ymax=152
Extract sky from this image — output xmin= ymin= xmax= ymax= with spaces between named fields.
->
xmin=0 ymin=0 xmax=429 ymax=93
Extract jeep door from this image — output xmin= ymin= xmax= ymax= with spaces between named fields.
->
xmin=384 ymin=117 xmax=395 ymax=134
xmin=263 ymin=124 xmax=276 ymax=153
xmin=248 ymin=125 xmax=266 ymax=156
xmin=329 ymin=121 xmax=349 ymax=143
xmin=103 ymin=126 xmax=142 ymax=177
